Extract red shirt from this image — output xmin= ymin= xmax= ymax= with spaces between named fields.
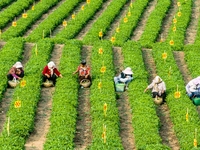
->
xmin=78 ymin=65 xmax=90 ymax=76
xmin=42 ymin=65 xmax=61 ymax=77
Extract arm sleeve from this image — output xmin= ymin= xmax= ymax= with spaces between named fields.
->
xmin=42 ymin=66 xmax=48 ymax=75
xmin=54 ymin=68 xmax=61 ymax=76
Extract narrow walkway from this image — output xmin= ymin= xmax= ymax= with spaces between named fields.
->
xmin=75 ymin=0 xmax=112 ymax=40
xmin=142 ymin=48 xmax=180 ymax=150
xmin=131 ymin=0 xmax=157 ymax=41
xmin=74 ymin=45 xmax=92 ymax=150
xmin=173 ymin=51 xmax=200 ymax=115
xmin=104 ymin=0 xmax=131 ymax=40
xmin=24 ymin=44 xmax=64 ymax=150
xmin=184 ymin=0 xmax=200 ymax=45
xmin=157 ymin=0 xmax=177 ymax=42
xmin=113 ymin=47 xmax=136 ymax=150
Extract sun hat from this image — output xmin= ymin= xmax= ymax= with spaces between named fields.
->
xmin=123 ymin=67 xmax=133 ymax=75
xmin=153 ymin=76 xmax=162 ymax=84
xmin=14 ymin=62 xmax=23 ymax=68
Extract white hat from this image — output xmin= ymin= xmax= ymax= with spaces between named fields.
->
xmin=14 ymin=62 xmax=23 ymax=68
xmin=123 ymin=67 xmax=133 ymax=75
xmin=153 ymin=76 xmax=162 ymax=83
xmin=48 ymin=61 xmax=56 ymax=69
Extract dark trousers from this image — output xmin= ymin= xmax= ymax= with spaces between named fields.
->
xmin=7 ymin=73 xmax=24 ymax=80
xmin=43 ymin=74 xmax=57 ymax=85
xmin=152 ymin=92 xmax=166 ymax=102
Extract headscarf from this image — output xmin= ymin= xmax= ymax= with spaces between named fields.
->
xmin=13 ymin=62 xmax=23 ymax=68
xmin=48 ymin=61 xmax=56 ymax=76
xmin=192 ymin=76 xmax=200 ymax=85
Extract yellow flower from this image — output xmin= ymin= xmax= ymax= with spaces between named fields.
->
xmin=63 ymin=20 xmax=67 ymax=27
xmin=173 ymin=26 xmax=176 ymax=32
xmin=98 ymin=48 xmax=103 ymax=55
xmin=128 ymin=11 xmax=131 ymax=17
xmin=103 ymin=103 xmax=107 ymax=112
xmin=99 ymin=30 xmax=103 ymax=38
xmin=174 ymin=91 xmax=181 ymax=98
xmin=14 ymin=100 xmax=21 ymax=108
xmin=87 ymin=0 xmax=90 ymax=4
xmin=116 ymin=27 xmax=120 ymax=33
xmin=124 ymin=17 xmax=128 ymax=23
xmin=32 ymin=5 xmax=35 ymax=10
xmin=173 ymin=18 xmax=177 ymax=24
xmin=72 ymin=14 xmax=75 ymax=20
xmin=177 ymin=11 xmax=181 ymax=17
xmin=177 ymin=2 xmax=181 ymax=7
xmin=111 ymin=36 xmax=116 ymax=43
xmin=98 ymin=82 xmax=102 ymax=89
xmin=22 ymin=13 xmax=28 ymax=18
xmin=20 ymin=80 xmax=26 ymax=87
xmin=81 ymin=5 xmax=84 ymax=10
xmin=169 ymin=40 xmax=174 ymax=45
xmin=12 ymin=21 xmax=17 ymax=27
xmin=100 ymin=66 xmax=106 ymax=73
xmin=162 ymin=52 xmax=167 ymax=59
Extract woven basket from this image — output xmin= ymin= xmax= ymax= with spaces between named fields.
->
xmin=43 ymin=80 xmax=54 ymax=87
xmin=8 ymin=80 xmax=19 ymax=88
xmin=154 ymin=97 xmax=163 ymax=105
xmin=80 ymin=79 xmax=91 ymax=88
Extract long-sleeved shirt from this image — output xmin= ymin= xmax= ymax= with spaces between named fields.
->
xmin=147 ymin=81 xmax=166 ymax=94
xmin=42 ymin=65 xmax=61 ymax=77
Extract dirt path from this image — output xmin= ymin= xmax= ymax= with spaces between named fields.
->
xmin=24 ymin=44 xmax=64 ymax=150
xmin=0 ymin=41 xmax=6 ymax=49
xmin=0 ymin=42 xmax=34 ymax=134
xmin=113 ymin=47 xmax=136 ymax=150
xmin=23 ymin=0 xmax=66 ymax=38
xmin=104 ymin=0 xmax=131 ymax=40
xmin=142 ymin=48 xmax=180 ymax=150
xmin=75 ymin=0 xmax=112 ymax=40
xmin=157 ymin=0 xmax=177 ymax=42
xmin=131 ymin=0 xmax=157 ymax=41
xmin=173 ymin=51 xmax=200 ymax=115
xmin=74 ymin=45 xmax=92 ymax=150
xmin=184 ymin=0 xmax=200 ymax=45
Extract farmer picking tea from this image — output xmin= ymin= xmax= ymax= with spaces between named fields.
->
xmin=114 ymin=67 xmax=134 ymax=90
xmin=7 ymin=61 xmax=24 ymax=81
xmin=42 ymin=61 xmax=63 ymax=85
xmin=73 ymin=60 xmax=91 ymax=88
xmin=186 ymin=76 xmax=200 ymax=100
xmin=144 ymin=75 xmax=166 ymax=104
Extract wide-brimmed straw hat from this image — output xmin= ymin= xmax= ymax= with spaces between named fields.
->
xmin=123 ymin=67 xmax=133 ymax=75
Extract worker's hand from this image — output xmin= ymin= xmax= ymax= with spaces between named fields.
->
xmin=59 ymin=74 xmax=63 ymax=78
xmin=144 ymin=88 xmax=147 ymax=93
xmin=18 ymin=77 xmax=22 ymax=80
xmin=45 ymin=74 xmax=50 ymax=78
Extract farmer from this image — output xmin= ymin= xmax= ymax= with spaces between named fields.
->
xmin=185 ymin=76 xmax=200 ymax=100
xmin=144 ymin=76 xmax=166 ymax=102
xmin=42 ymin=61 xmax=63 ymax=85
xmin=73 ymin=60 xmax=91 ymax=87
xmin=114 ymin=67 xmax=134 ymax=90
xmin=7 ymin=61 xmax=24 ymax=81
